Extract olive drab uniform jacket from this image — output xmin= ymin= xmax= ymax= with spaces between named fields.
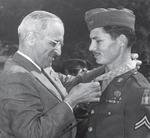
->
xmin=77 ymin=70 xmax=150 ymax=138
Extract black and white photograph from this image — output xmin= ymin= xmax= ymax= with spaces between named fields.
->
xmin=0 ymin=0 xmax=150 ymax=138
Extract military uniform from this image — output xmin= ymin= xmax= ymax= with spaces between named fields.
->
xmin=78 ymin=6 xmax=150 ymax=138
xmin=79 ymin=69 xmax=150 ymax=138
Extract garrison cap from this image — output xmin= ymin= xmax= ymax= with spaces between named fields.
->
xmin=85 ymin=8 xmax=135 ymax=31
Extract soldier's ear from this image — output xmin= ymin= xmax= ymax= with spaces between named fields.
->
xmin=117 ymin=34 xmax=127 ymax=47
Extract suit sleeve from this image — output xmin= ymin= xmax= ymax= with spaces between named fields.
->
xmin=60 ymin=65 xmax=105 ymax=92
xmin=0 ymin=73 xmax=76 ymax=138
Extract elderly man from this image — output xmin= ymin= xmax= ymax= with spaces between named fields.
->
xmin=0 ymin=11 xmax=103 ymax=138
xmin=75 ymin=8 xmax=150 ymax=138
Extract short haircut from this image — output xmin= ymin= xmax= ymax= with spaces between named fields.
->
xmin=18 ymin=10 xmax=63 ymax=41
xmin=103 ymin=25 xmax=136 ymax=48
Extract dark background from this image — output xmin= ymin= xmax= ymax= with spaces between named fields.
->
xmin=0 ymin=0 xmax=150 ymax=77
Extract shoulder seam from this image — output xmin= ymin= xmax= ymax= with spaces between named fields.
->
xmin=130 ymin=73 xmax=150 ymax=89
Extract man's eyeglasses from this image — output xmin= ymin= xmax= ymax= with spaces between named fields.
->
xmin=49 ymin=39 xmax=64 ymax=48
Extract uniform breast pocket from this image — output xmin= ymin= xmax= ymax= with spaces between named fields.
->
xmin=105 ymin=97 xmax=124 ymax=116
xmin=106 ymin=90 xmax=122 ymax=104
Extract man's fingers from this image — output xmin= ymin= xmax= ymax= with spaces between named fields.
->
xmin=90 ymin=91 xmax=102 ymax=96
xmin=131 ymin=53 xmax=139 ymax=59
xmin=88 ymin=97 xmax=101 ymax=102
xmin=90 ymin=81 xmax=100 ymax=87
xmin=94 ymin=76 xmax=103 ymax=82
xmin=87 ymin=81 xmax=101 ymax=91
xmin=89 ymin=86 xmax=101 ymax=94
xmin=136 ymin=60 xmax=142 ymax=65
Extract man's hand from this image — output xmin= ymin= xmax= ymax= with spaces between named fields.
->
xmin=131 ymin=53 xmax=142 ymax=69
xmin=64 ymin=82 xmax=101 ymax=109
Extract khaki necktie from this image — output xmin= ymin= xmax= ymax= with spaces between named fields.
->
xmin=94 ymin=65 xmax=134 ymax=91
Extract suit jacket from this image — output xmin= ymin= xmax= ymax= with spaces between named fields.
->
xmin=0 ymin=53 xmax=76 ymax=138
xmin=77 ymin=70 xmax=150 ymax=138
xmin=0 ymin=53 xmax=105 ymax=138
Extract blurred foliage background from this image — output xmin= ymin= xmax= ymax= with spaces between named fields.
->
xmin=0 ymin=0 xmax=150 ymax=77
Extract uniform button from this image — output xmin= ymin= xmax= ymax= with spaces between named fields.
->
xmin=76 ymin=104 xmax=79 ymax=108
xmin=91 ymin=109 xmax=95 ymax=115
xmin=88 ymin=126 xmax=93 ymax=132
xmin=117 ymin=77 xmax=123 ymax=82
xmin=108 ymin=111 xmax=111 ymax=115
xmin=133 ymin=70 xmax=137 ymax=74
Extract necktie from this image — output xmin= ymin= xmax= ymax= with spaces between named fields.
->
xmin=41 ymin=68 xmax=65 ymax=100
xmin=95 ymin=65 xmax=134 ymax=91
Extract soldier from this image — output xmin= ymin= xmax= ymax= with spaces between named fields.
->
xmin=77 ymin=8 xmax=150 ymax=138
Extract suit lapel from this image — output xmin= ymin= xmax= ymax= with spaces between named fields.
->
xmin=43 ymin=68 xmax=68 ymax=98
xmin=12 ymin=52 xmax=65 ymax=101
xmin=31 ymin=70 xmax=63 ymax=100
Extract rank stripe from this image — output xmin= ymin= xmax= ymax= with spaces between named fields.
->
xmin=135 ymin=121 xmax=150 ymax=130
xmin=135 ymin=116 xmax=150 ymax=126
xmin=135 ymin=116 xmax=150 ymax=129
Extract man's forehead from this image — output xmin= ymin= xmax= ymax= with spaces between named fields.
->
xmin=45 ymin=21 xmax=64 ymax=39
xmin=90 ymin=27 xmax=105 ymax=38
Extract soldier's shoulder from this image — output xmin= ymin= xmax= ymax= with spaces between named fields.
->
xmin=129 ymin=70 xmax=150 ymax=105
xmin=130 ymin=70 xmax=150 ymax=89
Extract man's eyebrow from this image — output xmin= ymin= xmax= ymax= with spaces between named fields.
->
xmin=90 ymin=36 xmax=99 ymax=40
xmin=54 ymin=38 xmax=63 ymax=42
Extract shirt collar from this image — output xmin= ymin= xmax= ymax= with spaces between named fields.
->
xmin=17 ymin=51 xmax=41 ymax=72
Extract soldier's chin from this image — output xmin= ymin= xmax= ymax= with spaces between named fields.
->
xmin=96 ymin=58 xmax=103 ymax=64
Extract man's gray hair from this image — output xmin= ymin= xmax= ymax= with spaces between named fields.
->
xmin=18 ymin=10 xmax=63 ymax=40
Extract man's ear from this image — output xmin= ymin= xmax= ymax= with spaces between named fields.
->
xmin=26 ymin=32 xmax=36 ymax=46
xmin=117 ymin=34 xmax=128 ymax=47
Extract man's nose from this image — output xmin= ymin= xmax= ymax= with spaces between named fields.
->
xmin=55 ymin=45 xmax=61 ymax=56
xmin=89 ymin=41 xmax=97 ymax=52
